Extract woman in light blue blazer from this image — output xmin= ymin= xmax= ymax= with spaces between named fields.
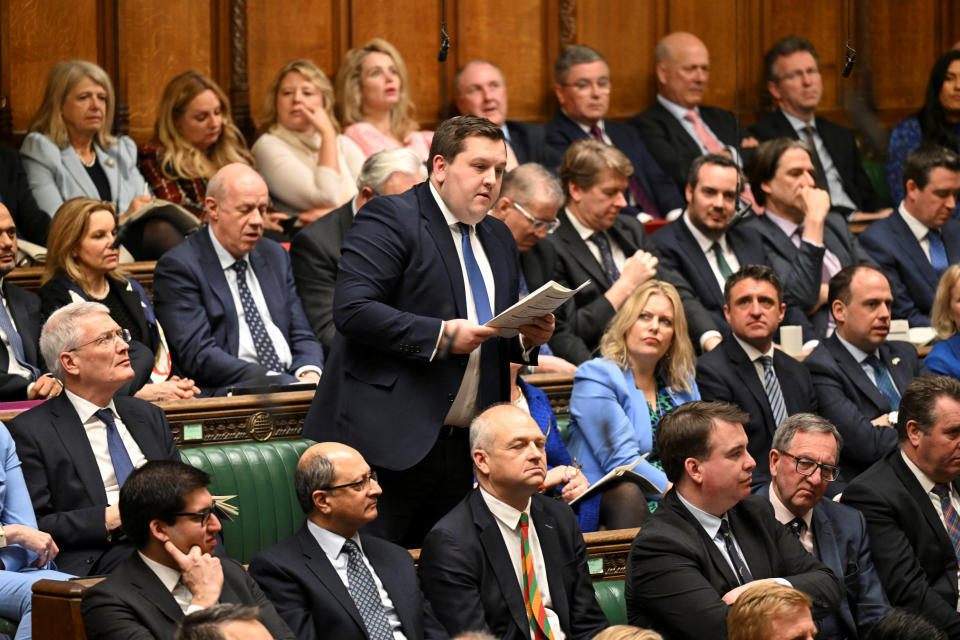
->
xmin=927 ymin=265 xmax=960 ymax=379
xmin=567 ymin=279 xmax=699 ymax=529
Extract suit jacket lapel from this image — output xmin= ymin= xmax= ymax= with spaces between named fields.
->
xmin=889 ymin=211 xmax=938 ymax=288
xmin=126 ymin=554 xmax=185 ymax=624
xmin=115 ymin=399 xmax=164 ymax=460
xmin=664 ymin=491 xmax=741 ymax=589
xmin=556 ymin=210 xmax=610 ymax=289
xmin=531 ymin=498 xmax=570 ymax=627
xmin=675 ymin=215 xmax=724 ymax=308
xmin=725 ymin=340 xmax=775 ymax=430
xmin=196 ymin=230 xmax=239 ymax=354
xmin=825 ymin=336 xmax=888 ymax=410
xmin=810 ymin=507 xmax=841 ymax=578
xmin=362 ymin=532 xmax=418 ymax=635
xmin=727 ymin=225 xmax=767 ymax=270
xmin=476 ymin=219 xmax=512 ymax=313
xmin=249 ymin=247 xmax=288 ymax=335
xmin=94 ymin=146 xmax=121 ymax=205
xmin=727 ymin=504 xmax=775 ymax=579
xmin=4 ymin=284 xmax=37 ymax=365
xmin=755 ymin=215 xmax=799 ymax=261
xmin=297 ymin=525 xmax=367 ymax=632
xmin=61 ymin=147 xmax=98 ymax=197
xmin=652 ymin=102 xmax=703 ymax=162
xmin=890 ymin=453 xmax=959 ymax=561
xmin=418 ymin=185 xmax=469 ymax=318
xmin=50 ymin=395 xmax=108 ymax=505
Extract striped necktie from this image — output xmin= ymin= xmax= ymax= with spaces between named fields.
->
xmin=758 ymin=356 xmax=788 ymax=428
xmin=932 ymin=483 xmax=960 ymax=567
xmin=519 ymin=512 xmax=554 ymax=640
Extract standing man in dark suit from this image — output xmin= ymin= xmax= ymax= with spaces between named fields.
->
xmin=765 ymin=414 xmax=889 ymax=639
xmin=0 ymin=202 xmax=60 ymax=400
xmin=625 ymin=401 xmax=841 ymax=638
xmin=750 ymin=36 xmax=891 ymax=224
xmin=291 ymin=148 xmax=427 ymax=353
xmin=804 ymin=265 xmax=927 ymax=488
xmin=841 ymin=376 xmax=960 ymax=640
xmin=544 ymin=45 xmax=683 ymax=219
xmin=545 ymin=138 xmax=720 ymax=364
xmin=419 ymin=404 xmax=608 ymax=640
xmin=250 ymin=442 xmax=445 ymax=640
xmin=744 ymin=138 xmax=875 ymax=340
xmin=81 ymin=460 xmax=294 ymax=639
xmin=455 ymin=60 xmax=562 ymax=171
xmin=0 ymin=144 xmax=50 ymax=245
xmin=654 ymin=153 xmax=772 ymax=334
xmin=630 ymin=32 xmax=757 ymax=192
xmin=7 ymin=301 xmax=181 ymax=575
xmin=696 ymin=265 xmax=818 ymax=490
xmin=153 ymin=163 xmax=324 ymax=396
xmin=302 ymin=116 xmax=554 ymax=548
xmin=860 ymin=145 xmax=960 ymax=327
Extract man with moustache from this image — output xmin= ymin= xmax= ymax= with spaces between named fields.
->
xmin=250 ymin=443 xmax=445 ymax=640
xmin=0 ymin=201 xmax=60 ymax=400
xmin=455 ymin=60 xmax=561 ymax=171
xmin=625 ymin=401 xmax=841 ymax=638
xmin=8 ymin=301 xmax=181 ymax=575
xmin=303 ymin=116 xmax=554 ymax=548
xmin=764 ymin=414 xmax=889 ymax=639
xmin=419 ymin=404 xmax=608 ymax=640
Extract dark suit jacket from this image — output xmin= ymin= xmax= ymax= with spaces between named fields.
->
xmin=544 ymin=112 xmax=683 ymax=215
xmin=81 ymin=552 xmax=294 ymax=640
xmin=542 ymin=208 xmax=717 ymax=364
xmin=506 ymin=120 xmax=562 ymax=170
xmin=743 ymin=212 xmax=875 ymax=339
xmin=302 ymin=182 xmax=531 ymax=471
xmin=629 ymin=102 xmax=748 ymax=190
xmin=249 ymin=525 xmax=446 ymax=640
xmin=841 ymin=450 xmax=960 ymax=639
xmin=804 ymin=335 xmax=924 ymax=488
xmin=626 ymin=491 xmax=841 ymax=639
xmin=0 ymin=281 xmax=44 ymax=401
xmin=749 ymin=110 xmax=888 ymax=213
xmin=7 ymin=394 xmax=180 ymax=575
xmin=0 ymin=144 xmax=50 ymax=245
xmin=419 ymin=490 xmax=607 ymax=640
xmin=696 ymin=338 xmax=818 ymax=491
xmin=153 ymin=227 xmax=325 ymax=396
xmin=859 ymin=209 xmax=960 ymax=326
xmin=290 ymin=200 xmax=354 ymax=353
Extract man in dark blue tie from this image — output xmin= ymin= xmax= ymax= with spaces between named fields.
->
xmin=303 ymin=116 xmax=555 ymax=548
xmin=7 ymin=301 xmax=181 ymax=575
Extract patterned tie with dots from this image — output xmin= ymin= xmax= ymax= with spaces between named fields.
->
xmin=231 ymin=260 xmax=283 ymax=373
xmin=342 ymin=539 xmax=394 ymax=640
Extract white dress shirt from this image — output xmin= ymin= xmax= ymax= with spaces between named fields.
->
xmin=768 ymin=487 xmax=815 ymax=556
xmin=480 ymin=488 xmax=565 ymax=640
xmin=0 ymin=280 xmax=34 ymax=384
xmin=899 ymin=201 xmax=936 ymax=263
xmin=564 ymin=206 xmax=627 ymax=273
xmin=65 ymin=388 xmax=147 ymax=507
xmin=307 ymin=520 xmax=407 ymax=639
xmin=682 ymin=213 xmax=741 ymax=290
xmin=208 ymin=227 xmax=320 ymax=379
xmin=781 ymin=110 xmax=858 ymax=213
xmin=139 ymin=551 xmax=203 ymax=615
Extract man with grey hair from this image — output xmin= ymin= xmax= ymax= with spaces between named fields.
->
xmin=249 ymin=441 xmax=445 ymax=640
xmin=544 ymin=44 xmax=682 ymax=219
xmin=420 ymin=403 xmax=607 ymax=640
xmin=765 ymin=414 xmax=889 ymax=639
xmin=154 ymin=162 xmax=325 ymax=395
xmin=291 ymin=148 xmax=427 ymax=352
xmin=7 ymin=301 xmax=180 ymax=575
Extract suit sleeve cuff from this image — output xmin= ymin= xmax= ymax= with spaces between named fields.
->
xmin=293 ymin=366 xmax=322 ymax=378
xmin=429 ymin=321 xmax=445 ymax=362
xmin=698 ymin=330 xmax=722 ymax=351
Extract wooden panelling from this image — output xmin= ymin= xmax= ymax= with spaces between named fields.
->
xmin=8 ymin=0 xmax=99 ymax=134
xmin=119 ymin=1 xmax=215 ymax=141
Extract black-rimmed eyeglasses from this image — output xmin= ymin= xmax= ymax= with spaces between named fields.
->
xmin=322 ymin=471 xmax=379 ymax=492
xmin=69 ymin=328 xmax=131 ymax=351
xmin=173 ymin=505 xmax=218 ymax=527
xmin=781 ymin=451 xmax=840 ymax=482
xmin=512 ymin=202 xmax=560 ymax=234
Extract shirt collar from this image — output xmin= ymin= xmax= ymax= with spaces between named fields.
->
xmin=480 ymin=486 xmax=531 ymax=531
xmin=835 ymin=331 xmax=877 ymax=364
xmin=568 ymin=113 xmax=605 ymax=138
xmin=900 ymin=449 xmax=941 ymax=495
xmin=657 ymin=94 xmax=697 ymax=121
xmin=768 ymin=484 xmax=813 ymax=529
xmin=781 ymin=108 xmax=816 ymax=131
xmin=139 ymin=551 xmax=181 ymax=594
xmin=682 ymin=211 xmax=728 ymax=254
xmin=764 ymin=209 xmax=801 ymax=239
xmin=306 ymin=518 xmax=364 ymax=560
xmin=208 ymin=225 xmax=249 ymax=271
xmin=350 ymin=196 xmax=359 ymax=217
xmin=64 ymin=387 xmax=118 ymax=423
xmin=676 ymin=490 xmax=724 ymax=540
xmin=733 ymin=334 xmax=774 ymax=362
xmin=500 ymin=123 xmax=511 ymax=143
xmin=899 ymin=201 xmax=934 ymax=240
xmin=564 ymin=206 xmax=598 ymax=243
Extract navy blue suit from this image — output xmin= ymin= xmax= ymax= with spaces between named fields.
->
xmin=859 ymin=209 xmax=960 ymax=327
xmin=153 ymin=227 xmax=324 ymax=396
xmin=544 ymin=112 xmax=683 ymax=215
xmin=0 ymin=281 xmax=46 ymax=401
xmin=803 ymin=336 xmax=925 ymax=489
xmin=249 ymin=525 xmax=447 ymax=640
xmin=505 ymin=120 xmax=562 ymax=170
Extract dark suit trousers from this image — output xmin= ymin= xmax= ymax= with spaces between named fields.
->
xmin=364 ymin=427 xmax=473 ymax=549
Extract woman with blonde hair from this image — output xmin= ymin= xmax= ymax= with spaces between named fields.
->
xmin=39 ymin=198 xmax=199 ymax=401
xmin=567 ymin=279 xmax=699 ymax=529
xmin=335 ymin=38 xmax=433 ymax=160
xmin=139 ymin=70 xmax=252 ymax=218
xmin=253 ymin=59 xmax=365 ymax=225
xmin=925 ymin=264 xmax=960 ymax=378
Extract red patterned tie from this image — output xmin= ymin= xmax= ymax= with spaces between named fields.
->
xmin=520 ymin=513 xmax=554 ymax=640
xmin=932 ymin=483 xmax=960 ymax=567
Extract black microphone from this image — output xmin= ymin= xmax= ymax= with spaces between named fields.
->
xmin=438 ymin=21 xmax=450 ymax=62
xmin=842 ymin=48 xmax=857 ymax=78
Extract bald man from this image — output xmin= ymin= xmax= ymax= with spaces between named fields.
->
xmin=249 ymin=443 xmax=446 ymax=640
xmin=153 ymin=163 xmax=324 ymax=396
xmin=630 ymin=31 xmax=757 ymax=190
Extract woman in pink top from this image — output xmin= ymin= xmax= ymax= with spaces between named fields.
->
xmin=335 ymin=38 xmax=433 ymax=160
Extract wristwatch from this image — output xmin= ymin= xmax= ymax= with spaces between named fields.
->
xmin=0 ymin=525 xmax=8 ymax=549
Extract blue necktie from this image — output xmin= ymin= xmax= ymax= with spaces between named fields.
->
xmin=864 ymin=355 xmax=901 ymax=410
xmin=342 ymin=539 xmax=393 ymax=640
xmin=458 ymin=223 xmax=493 ymax=324
xmin=929 ymin=230 xmax=949 ymax=276
xmin=0 ymin=297 xmax=39 ymax=380
xmin=95 ymin=408 xmax=134 ymax=487
xmin=589 ymin=232 xmax=620 ymax=286
xmin=232 ymin=260 xmax=284 ymax=373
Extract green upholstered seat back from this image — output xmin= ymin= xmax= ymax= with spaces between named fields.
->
xmin=180 ymin=439 xmax=313 ymax=564
xmin=594 ymin=579 xmax=627 ymax=625
xmin=861 ymin=158 xmax=890 ymax=205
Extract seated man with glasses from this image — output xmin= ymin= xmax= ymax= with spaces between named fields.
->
xmin=7 ymin=301 xmax=181 ymax=576
xmin=762 ymin=414 xmax=889 ymax=640
xmin=81 ymin=460 xmax=294 ymax=639
xmin=249 ymin=442 xmax=446 ymax=640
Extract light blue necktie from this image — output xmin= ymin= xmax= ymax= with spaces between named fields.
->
xmin=95 ymin=408 xmax=134 ymax=487
xmin=864 ymin=355 xmax=901 ymax=410
xmin=458 ymin=223 xmax=493 ymax=324
xmin=0 ymin=298 xmax=39 ymax=380
xmin=929 ymin=230 xmax=949 ymax=276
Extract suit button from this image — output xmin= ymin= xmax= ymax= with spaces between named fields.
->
xmin=447 ymin=393 xmax=456 ymax=403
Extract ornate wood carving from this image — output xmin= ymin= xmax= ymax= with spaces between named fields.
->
xmin=559 ymin=0 xmax=576 ymax=47
xmin=228 ymin=0 xmax=256 ymax=144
